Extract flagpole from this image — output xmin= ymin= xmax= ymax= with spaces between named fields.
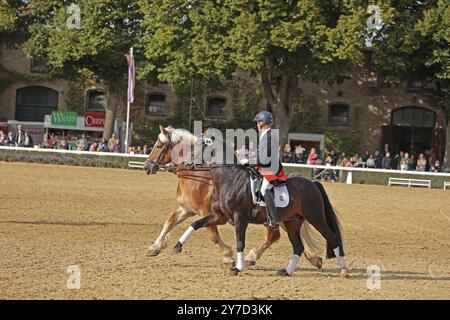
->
xmin=124 ymin=47 xmax=133 ymax=154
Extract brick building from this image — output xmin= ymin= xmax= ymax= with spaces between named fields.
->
xmin=0 ymin=44 xmax=446 ymax=159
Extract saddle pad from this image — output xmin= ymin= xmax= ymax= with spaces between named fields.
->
xmin=250 ymin=177 xmax=289 ymax=208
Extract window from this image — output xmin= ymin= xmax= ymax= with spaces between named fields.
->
xmin=329 ymin=104 xmax=350 ymax=125
xmin=147 ymin=94 xmax=166 ymax=115
xmin=30 ymin=58 xmax=50 ymax=73
xmin=15 ymin=86 xmax=58 ymax=122
xmin=87 ymin=91 xmax=106 ymax=112
xmin=206 ymin=97 xmax=226 ymax=118
xmin=392 ymin=107 xmax=435 ymax=128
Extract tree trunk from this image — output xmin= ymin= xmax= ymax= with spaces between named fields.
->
xmin=103 ymin=91 xmax=118 ymax=140
xmin=261 ymin=72 xmax=298 ymax=144
xmin=443 ymin=118 xmax=450 ymax=172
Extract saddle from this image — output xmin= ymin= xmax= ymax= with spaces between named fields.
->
xmin=247 ymin=167 xmax=289 ymax=209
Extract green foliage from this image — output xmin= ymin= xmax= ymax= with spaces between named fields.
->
xmin=0 ymin=0 xmax=16 ymax=32
xmin=66 ymin=77 xmax=87 ymax=114
xmin=138 ymin=0 xmax=368 ymax=84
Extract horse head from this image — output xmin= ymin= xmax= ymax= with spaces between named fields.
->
xmin=144 ymin=125 xmax=198 ymax=175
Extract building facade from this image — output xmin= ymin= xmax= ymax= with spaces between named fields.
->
xmin=0 ymin=44 xmax=446 ymax=159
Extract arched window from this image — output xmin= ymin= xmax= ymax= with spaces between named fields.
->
xmin=147 ymin=94 xmax=166 ymax=115
xmin=328 ymin=103 xmax=350 ymax=125
xmin=16 ymin=86 xmax=58 ymax=122
xmin=87 ymin=90 xmax=106 ymax=112
xmin=392 ymin=106 xmax=435 ymax=128
xmin=206 ymin=97 xmax=226 ymax=118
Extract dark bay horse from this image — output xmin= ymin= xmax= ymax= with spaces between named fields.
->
xmin=173 ymin=165 xmax=349 ymax=277
xmin=144 ymin=125 xmax=323 ymax=269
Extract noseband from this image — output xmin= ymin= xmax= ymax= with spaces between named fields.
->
xmin=145 ymin=140 xmax=172 ymax=174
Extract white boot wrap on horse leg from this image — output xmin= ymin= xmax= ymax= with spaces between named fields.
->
xmin=333 ymin=247 xmax=347 ymax=269
xmin=236 ymin=252 xmax=245 ymax=272
xmin=179 ymin=226 xmax=195 ymax=245
xmin=286 ymin=254 xmax=300 ymax=276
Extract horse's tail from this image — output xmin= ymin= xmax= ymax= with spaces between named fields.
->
xmin=313 ymin=181 xmax=345 ymax=258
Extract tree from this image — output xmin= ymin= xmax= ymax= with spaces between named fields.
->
xmin=20 ymin=0 xmax=144 ymax=139
xmin=138 ymin=0 xmax=371 ymax=142
xmin=371 ymin=0 xmax=450 ymax=170
xmin=0 ymin=0 xmax=16 ymax=32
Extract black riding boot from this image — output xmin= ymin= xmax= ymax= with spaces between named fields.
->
xmin=263 ymin=190 xmax=279 ymax=229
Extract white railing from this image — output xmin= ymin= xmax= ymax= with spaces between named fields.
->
xmin=0 ymin=146 xmax=149 ymax=159
xmin=444 ymin=182 xmax=450 ymax=190
xmin=2 ymin=146 xmax=450 ymax=186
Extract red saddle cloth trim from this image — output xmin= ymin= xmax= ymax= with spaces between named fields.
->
xmin=260 ymin=168 xmax=287 ymax=182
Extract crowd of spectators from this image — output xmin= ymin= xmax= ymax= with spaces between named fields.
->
xmin=0 ymin=126 xmax=152 ymax=155
xmin=279 ymin=144 xmax=443 ymax=173
xmin=0 ymin=125 xmax=34 ymax=148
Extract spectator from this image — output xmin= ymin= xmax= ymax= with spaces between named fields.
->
xmin=392 ymin=151 xmax=404 ymax=170
xmin=89 ymin=142 xmax=98 ymax=152
xmin=431 ymin=160 xmax=441 ymax=172
xmin=77 ymin=134 xmax=88 ymax=151
xmin=14 ymin=124 xmax=25 ymax=147
xmin=281 ymin=144 xmax=293 ymax=163
xmin=409 ymin=154 xmax=416 ymax=171
xmin=374 ymin=150 xmax=383 ymax=169
xmin=361 ymin=150 xmax=370 ymax=163
xmin=400 ymin=152 xmax=411 ymax=171
xmin=352 ymin=155 xmax=362 ymax=167
xmin=98 ymin=138 xmax=108 ymax=152
xmin=293 ymin=145 xmax=305 ymax=163
xmin=416 ymin=153 xmax=427 ymax=172
xmin=307 ymin=147 xmax=318 ymax=165
xmin=366 ymin=154 xmax=375 ymax=168
xmin=108 ymin=133 xmax=118 ymax=152
xmin=6 ymin=131 xmax=15 ymax=146
xmin=60 ymin=138 xmax=70 ymax=150
xmin=324 ymin=155 xmax=337 ymax=182
xmin=143 ymin=144 xmax=150 ymax=155
xmin=341 ymin=157 xmax=353 ymax=168
xmin=136 ymin=146 xmax=144 ymax=155
xmin=328 ymin=149 xmax=337 ymax=166
xmin=113 ymin=139 xmax=121 ymax=153
xmin=0 ymin=130 xmax=6 ymax=145
xmin=382 ymin=152 xmax=392 ymax=169
xmin=23 ymin=131 xmax=33 ymax=148
xmin=48 ymin=133 xmax=58 ymax=149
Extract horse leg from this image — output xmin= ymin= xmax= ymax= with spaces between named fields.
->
xmin=277 ymin=220 xmax=304 ymax=277
xmin=304 ymin=212 xmax=348 ymax=278
xmin=245 ymin=228 xmax=280 ymax=267
xmin=173 ymin=213 xmax=228 ymax=254
xmin=206 ymin=224 xmax=235 ymax=269
xmin=244 ymin=224 xmax=322 ymax=269
xmin=230 ymin=211 xmax=249 ymax=276
xmin=147 ymin=206 xmax=194 ymax=256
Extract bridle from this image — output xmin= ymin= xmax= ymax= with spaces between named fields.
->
xmin=144 ymin=138 xmax=173 ymax=175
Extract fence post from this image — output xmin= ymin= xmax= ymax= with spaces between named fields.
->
xmin=346 ymin=171 xmax=353 ymax=184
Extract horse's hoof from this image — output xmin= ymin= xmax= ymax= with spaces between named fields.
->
xmin=173 ymin=241 xmax=183 ymax=254
xmin=229 ymin=267 xmax=240 ymax=276
xmin=146 ymin=249 xmax=160 ymax=257
xmin=312 ymin=257 xmax=323 ymax=270
xmin=245 ymin=260 xmax=256 ymax=267
xmin=340 ymin=268 xmax=349 ymax=278
xmin=277 ymin=269 xmax=291 ymax=277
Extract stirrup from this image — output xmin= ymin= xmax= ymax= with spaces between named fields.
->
xmin=264 ymin=220 xmax=279 ymax=230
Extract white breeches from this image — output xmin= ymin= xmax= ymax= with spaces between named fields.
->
xmin=260 ymin=178 xmax=273 ymax=197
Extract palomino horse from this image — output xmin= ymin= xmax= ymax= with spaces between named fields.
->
xmin=144 ymin=125 xmax=323 ymax=269
xmin=172 ymin=143 xmax=349 ymax=277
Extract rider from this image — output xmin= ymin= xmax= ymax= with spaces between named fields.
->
xmin=254 ymin=111 xmax=287 ymax=229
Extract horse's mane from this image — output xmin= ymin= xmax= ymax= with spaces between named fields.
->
xmin=159 ymin=126 xmax=198 ymax=145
